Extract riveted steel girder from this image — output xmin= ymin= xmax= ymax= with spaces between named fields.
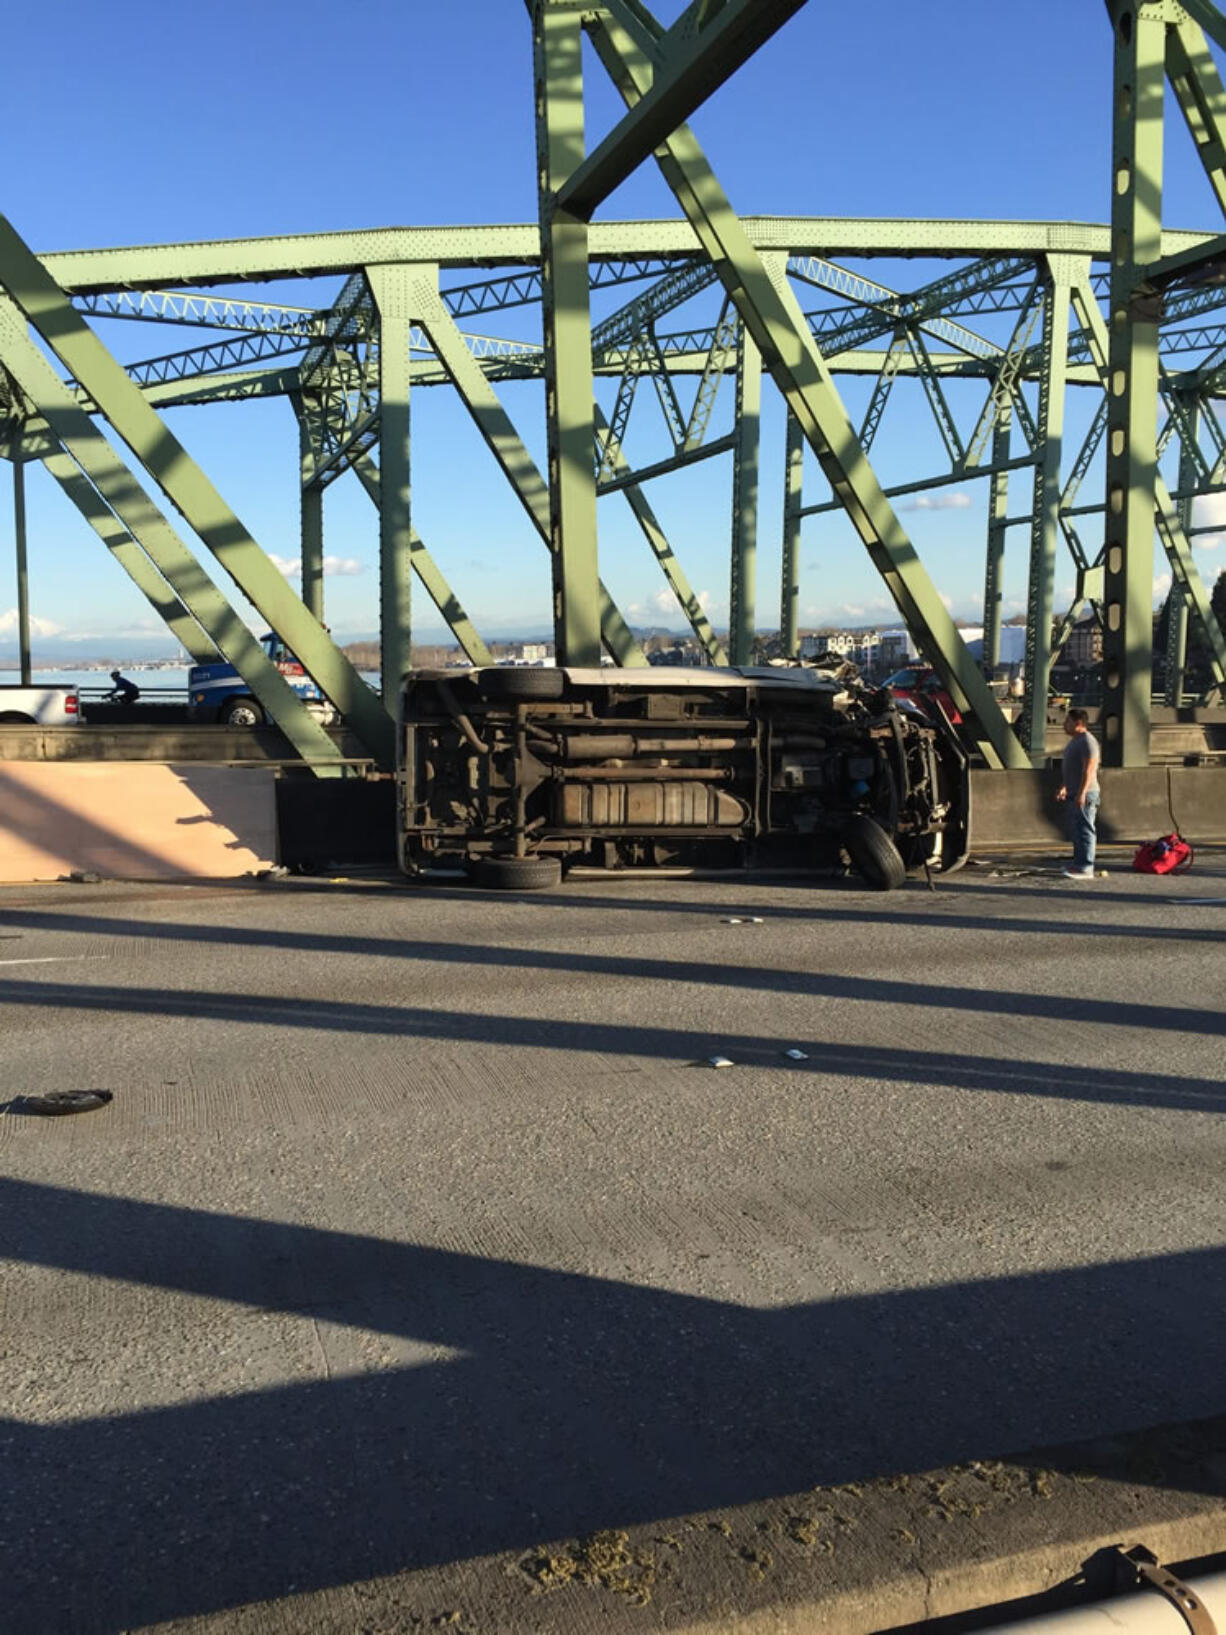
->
xmin=558 ymin=0 xmax=806 ymax=222
xmin=1019 ymin=258 xmax=1077 ymax=760
xmin=536 ymin=3 xmax=602 ymax=665
xmin=729 ymin=320 xmax=760 ymax=666
xmin=0 ymin=215 xmax=395 ymax=766
xmin=780 ymin=408 xmax=803 ymax=656
xmin=0 ymin=298 xmax=346 ymax=767
xmin=1100 ymin=1 xmax=1166 ymax=765
xmin=368 ymin=266 xmax=415 ymax=704
xmin=585 ymin=6 xmax=1027 ymax=767
xmin=12 ymin=460 xmax=30 ymax=684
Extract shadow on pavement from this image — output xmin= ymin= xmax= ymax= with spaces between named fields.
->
xmin=5 ymin=1177 xmax=1226 ymax=1632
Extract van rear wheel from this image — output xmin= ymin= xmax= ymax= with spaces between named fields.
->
xmin=474 ymin=855 xmax=562 ymax=891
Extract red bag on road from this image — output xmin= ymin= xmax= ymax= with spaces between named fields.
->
xmin=1132 ymin=833 xmax=1193 ymax=874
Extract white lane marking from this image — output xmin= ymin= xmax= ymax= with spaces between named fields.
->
xmin=0 ymin=955 xmax=109 ymax=966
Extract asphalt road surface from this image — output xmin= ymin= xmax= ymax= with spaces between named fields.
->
xmin=3 ymin=852 xmax=1226 ymax=1632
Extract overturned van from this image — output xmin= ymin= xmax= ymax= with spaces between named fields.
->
xmin=397 ymin=662 xmax=970 ymax=891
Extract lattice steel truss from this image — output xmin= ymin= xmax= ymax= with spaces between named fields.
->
xmin=2 ymin=0 xmax=1226 ymax=769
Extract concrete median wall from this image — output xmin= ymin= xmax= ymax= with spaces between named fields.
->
xmin=0 ymin=763 xmax=277 ymax=881
xmin=971 ymin=766 xmax=1226 ymax=848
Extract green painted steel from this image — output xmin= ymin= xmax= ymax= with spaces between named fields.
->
xmin=368 ymin=266 xmax=415 ymax=706
xmin=592 ymin=403 xmax=727 ymax=665
xmin=1019 ymin=259 xmax=1075 ymax=762
xmin=37 ymin=444 xmax=218 ymax=666
xmin=350 ymin=455 xmax=494 ymax=670
xmin=1167 ymin=400 xmax=1198 ymax=705
xmin=413 ymin=272 xmax=645 ymax=665
xmin=0 ymin=299 xmax=345 ymax=767
xmin=12 ymin=458 xmax=30 ymax=685
xmin=292 ymin=393 xmax=325 ymax=621
xmin=0 ymin=215 xmax=395 ymax=767
xmin=535 ymin=3 xmax=602 ymax=667
xmin=1167 ymin=16 xmax=1226 ymax=217
xmin=558 ymin=0 xmax=806 ymax=222
xmin=982 ymin=404 xmax=1012 ymax=673
xmin=1101 ymin=2 xmax=1166 ymax=767
xmin=729 ymin=321 xmax=760 ymax=666
xmin=780 ymin=408 xmax=803 ymax=657
xmin=585 ymin=5 xmax=1028 ymax=769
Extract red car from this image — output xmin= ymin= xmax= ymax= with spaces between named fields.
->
xmin=883 ymin=666 xmax=963 ymax=724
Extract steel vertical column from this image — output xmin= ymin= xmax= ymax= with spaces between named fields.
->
xmin=1102 ymin=0 xmax=1166 ymax=765
xmin=368 ymin=267 xmax=413 ymax=706
xmin=1166 ymin=395 xmax=1199 ymax=704
xmin=293 ymin=393 xmax=325 ymax=621
xmin=982 ymin=402 xmax=1012 ymax=673
xmin=535 ymin=1 xmax=601 ymax=666
xmin=13 ymin=457 xmax=30 ymax=685
xmin=730 ymin=321 xmax=761 ymax=665
xmin=780 ymin=409 xmax=804 ymax=657
xmin=1019 ymin=260 xmax=1073 ymax=760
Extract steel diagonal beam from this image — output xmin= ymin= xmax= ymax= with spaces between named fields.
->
xmin=790 ymin=255 xmax=1010 ymax=362
xmin=683 ymin=300 xmax=737 ymax=449
xmin=37 ymin=442 xmax=218 ymax=664
xmin=0 ymin=298 xmax=346 ymax=768
xmin=962 ymin=282 xmax=1044 ymax=470
xmin=1177 ymin=0 xmax=1226 ymax=61
xmin=73 ymin=290 xmax=326 ymax=337
xmin=905 ymin=329 xmax=966 ymax=468
xmin=595 ymin=433 xmax=735 ymax=494
xmin=0 ymin=215 xmax=394 ymax=766
xmin=1167 ymin=16 xmax=1226 ymax=217
xmin=806 ymin=257 xmax=1025 ymax=361
xmin=557 ymin=0 xmax=807 ymax=222
xmin=349 ymin=455 xmax=494 ymax=668
xmin=596 ymin=337 xmax=645 ymax=485
xmin=411 ymin=273 xmax=646 ymax=665
xmin=645 ymin=324 xmax=688 ymax=445
xmin=593 ymin=403 xmax=727 ymax=664
xmin=114 ymin=329 xmax=308 ymax=390
xmin=585 ymin=9 xmax=1027 ymax=768
xmin=591 ymin=260 xmax=719 ymax=357
xmin=857 ymin=331 xmax=906 ymax=453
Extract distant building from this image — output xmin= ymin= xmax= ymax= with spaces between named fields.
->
xmin=1063 ymin=616 xmax=1102 ymax=668
xmin=878 ymin=630 xmax=918 ymax=669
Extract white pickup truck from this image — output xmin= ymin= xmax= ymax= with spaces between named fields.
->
xmin=0 ymin=685 xmax=80 ymax=725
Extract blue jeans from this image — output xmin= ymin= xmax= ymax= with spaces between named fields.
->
xmin=1068 ymin=789 xmax=1100 ymax=872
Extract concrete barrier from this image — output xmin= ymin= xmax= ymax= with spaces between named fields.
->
xmin=970 ymin=765 xmax=1226 ymax=848
xmin=0 ymin=763 xmax=277 ymax=880
xmin=1169 ymin=766 xmax=1226 ymax=844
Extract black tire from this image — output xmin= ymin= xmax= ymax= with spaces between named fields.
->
xmin=474 ymin=855 xmax=562 ymax=891
xmin=0 ymin=711 xmax=33 ymax=724
xmin=477 ymin=667 xmax=564 ymax=702
xmin=843 ymin=814 xmax=908 ymax=891
xmin=221 ymin=697 xmax=265 ymax=727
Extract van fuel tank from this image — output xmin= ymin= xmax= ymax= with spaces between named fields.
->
xmin=556 ymin=781 xmax=749 ymax=828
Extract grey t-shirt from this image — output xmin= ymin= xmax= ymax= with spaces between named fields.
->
xmin=1062 ymin=730 xmax=1100 ymax=794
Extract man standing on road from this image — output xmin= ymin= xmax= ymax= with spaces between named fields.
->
xmin=1057 ymin=708 xmax=1100 ymax=880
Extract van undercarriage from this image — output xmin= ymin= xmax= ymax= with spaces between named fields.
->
xmin=398 ymin=664 xmax=970 ymax=891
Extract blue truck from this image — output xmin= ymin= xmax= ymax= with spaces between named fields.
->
xmin=188 ymin=633 xmax=335 ymax=727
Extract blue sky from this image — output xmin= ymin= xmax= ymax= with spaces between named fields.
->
xmin=2 ymin=0 xmax=1224 ymax=653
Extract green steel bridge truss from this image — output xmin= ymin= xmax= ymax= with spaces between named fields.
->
xmin=3 ymin=0 xmax=1226 ymax=769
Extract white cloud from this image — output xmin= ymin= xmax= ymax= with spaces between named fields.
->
xmin=939 ymin=592 xmax=954 ymax=610
xmin=1153 ymin=572 xmax=1172 ymax=600
xmin=268 ymin=554 xmax=365 ymax=579
xmin=0 ymin=608 xmax=63 ymax=637
xmin=1192 ymin=492 xmax=1226 ymax=546
xmin=897 ymin=491 xmax=973 ymax=512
